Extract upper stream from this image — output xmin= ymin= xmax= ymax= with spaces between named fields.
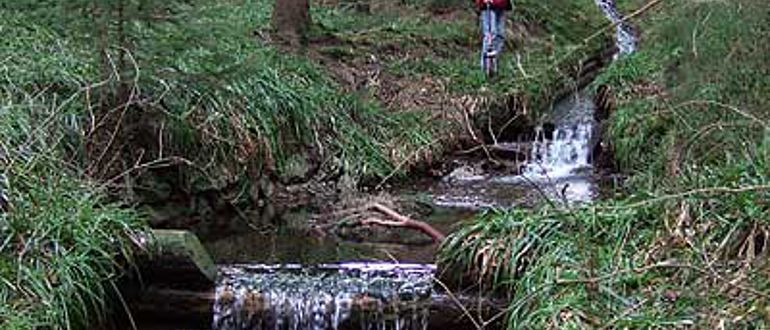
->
xmin=430 ymin=91 xmax=598 ymax=208
xmin=206 ymin=1 xmax=637 ymax=329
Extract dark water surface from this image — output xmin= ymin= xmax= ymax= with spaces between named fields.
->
xmin=203 ymin=208 xmax=475 ymax=265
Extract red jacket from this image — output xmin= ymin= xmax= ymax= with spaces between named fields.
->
xmin=475 ymin=0 xmax=512 ymax=11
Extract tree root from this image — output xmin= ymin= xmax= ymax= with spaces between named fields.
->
xmin=324 ymin=202 xmax=445 ymax=243
xmin=363 ymin=202 xmax=446 ymax=242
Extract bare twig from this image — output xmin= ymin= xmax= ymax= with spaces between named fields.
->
xmin=375 ymin=141 xmax=437 ymax=190
xmin=676 ymin=100 xmax=768 ymax=128
xmin=89 ymin=47 xmax=142 ymax=177
xmin=368 ymin=202 xmax=446 ymax=242
xmin=99 ymin=156 xmax=191 ymax=190
xmin=601 ymin=184 xmax=770 ymax=210
xmin=433 ymin=278 xmax=484 ymax=330
xmin=462 ymin=103 xmax=494 ymax=161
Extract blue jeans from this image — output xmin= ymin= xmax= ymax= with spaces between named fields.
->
xmin=480 ymin=9 xmax=505 ymax=68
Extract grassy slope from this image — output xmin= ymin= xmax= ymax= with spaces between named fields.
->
xmin=305 ymin=0 xmax=611 ymax=178
xmin=320 ymin=0 xmax=611 ymax=109
xmin=440 ymin=0 xmax=769 ymax=328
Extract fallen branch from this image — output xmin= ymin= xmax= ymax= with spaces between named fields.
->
xmin=361 ymin=202 xmax=446 ymax=243
xmin=456 ymin=142 xmax=531 ymax=156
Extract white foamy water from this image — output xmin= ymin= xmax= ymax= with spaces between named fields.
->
xmin=522 ymin=124 xmax=593 ymax=179
xmin=429 ymin=93 xmax=599 ymax=208
xmin=212 ymin=263 xmax=435 ymax=330
xmin=521 ymin=93 xmax=595 ymax=181
xmin=595 ymin=0 xmax=637 ymax=56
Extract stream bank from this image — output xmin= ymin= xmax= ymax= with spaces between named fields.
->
xmin=113 ymin=1 xmax=639 ymax=329
xmin=441 ymin=0 xmax=770 ymax=328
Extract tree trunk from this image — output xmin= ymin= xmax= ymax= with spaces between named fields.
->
xmin=272 ymin=0 xmax=312 ymax=45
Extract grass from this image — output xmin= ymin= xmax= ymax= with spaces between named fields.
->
xmin=3 ymin=0 xmax=442 ymax=194
xmin=375 ymin=0 xmax=612 ymax=100
xmin=0 ymin=1 xmax=449 ymax=327
xmin=303 ymin=0 xmax=616 ymax=165
xmin=0 ymin=3 xmax=431 ymax=324
xmin=441 ymin=0 xmax=770 ymax=328
xmin=110 ymin=0 xmax=613 ymax=191
xmin=0 ymin=80 xmax=146 ymax=329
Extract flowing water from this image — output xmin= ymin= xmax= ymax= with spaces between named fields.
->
xmin=595 ymin=0 xmax=637 ymax=56
xmin=427 ymin=1 xmax=636 ymax=208
xmin=212 ymin=263 xmax=435 ymax=330
xmin=203 ymin=2 xmax=637 ymax=329
xmin=428 ymin=92 xmax=598 ymax=208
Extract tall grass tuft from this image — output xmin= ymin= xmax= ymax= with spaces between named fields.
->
xmin=0 ymin=86 xmax=145 ymax=329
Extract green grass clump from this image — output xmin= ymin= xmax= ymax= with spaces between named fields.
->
xmin=441 ymin=177 xmax=768 ymax=327
xmin=0 ymin=88 xmax=145 ymax=329
xmin=596 ymin=0 xmax=769 ymax=184
xmin=136 ymin=0 xmax=440 ymax=182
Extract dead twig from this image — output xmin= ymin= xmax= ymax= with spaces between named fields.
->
xmin=601 ymin=184 xmax=770 ymax=210
xmin=433 ymin=278 xmax=484 ymax=330
xmin=366 ymin=202 xmax=446 ymax=242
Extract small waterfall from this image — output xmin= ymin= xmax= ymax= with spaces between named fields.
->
xmin=521 ymin=93 xmax=595 ymax=180
xmin=595 ymin=0 xmax=637 ymax=56
xmin=427 ymin=0 xmax=638 ymax=207
xmin=510 ymin=0 xmax=635 ymax=202
xmin=521 ymin=0 xmax=636 ymax=180
xmin=213 ymin=263 xmax=435 ymax=330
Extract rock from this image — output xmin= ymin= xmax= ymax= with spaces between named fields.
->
xmin=139 ymin=229 xmax=217 ymax=288
xmin=443 ymin=164 xmax=485 ymax=183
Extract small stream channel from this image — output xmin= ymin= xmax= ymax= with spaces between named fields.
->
xmin=424 ymin=91 xmax=599 ymax=208
xmin=133 ymin=2 xmax=636 ymax=329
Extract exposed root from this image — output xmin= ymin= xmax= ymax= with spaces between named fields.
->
xmin=363 ymin=203 xmax=446 ymax=242
xmin=320 ymin=198 xmax=445 ymax=244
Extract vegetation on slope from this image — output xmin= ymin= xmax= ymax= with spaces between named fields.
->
xmin=440 ymin=0 xmax=769 ymax=328
xmin=0 ymin=1 xmax=402 ymax=327
xmin=321 ymin=0 xmax=611 ymax=120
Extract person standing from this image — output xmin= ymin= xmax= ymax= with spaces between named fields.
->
xmin=475 ymin=0 xmax=512 ymax=70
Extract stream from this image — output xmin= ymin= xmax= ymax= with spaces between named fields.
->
xmin=140 ymin=2 xmax=637 ymax=329
xmin=426 ymin=91 xmax=598 ymax=208
xmin=204 ymin=90 xmax=600 ymax=329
